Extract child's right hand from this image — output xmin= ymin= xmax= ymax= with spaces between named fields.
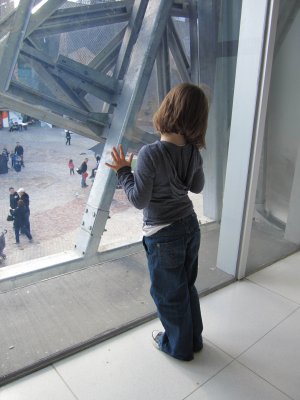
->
xmin=105 ymin=145 xmax=133 ymax=172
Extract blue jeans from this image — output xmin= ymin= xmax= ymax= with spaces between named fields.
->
xmin=143 ymin=213 xmax=203 ymax=361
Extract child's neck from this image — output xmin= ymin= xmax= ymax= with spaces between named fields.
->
xmin=160 ymin=132 xmax=186 ymax=146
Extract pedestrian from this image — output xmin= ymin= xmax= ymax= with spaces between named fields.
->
xmin=79 ymin=157 xmax=88 ymax=188
xmin=0 ymin=152 xmax=8 ymax=174
xmin=65 ymin=130 xmax=71 ymax=145
xmin=9 ymin=187 xmax=19 ymax=216
xmin=89 ymin=155 xmax=101 ymax=179
xmin=17 ymin=188 xmax=31 ymax=233
xmin=68 ymin=159 xmax=75 ymax=175
xmin=12 ymin=200 xmax=32 ymax=244
xmin=2 ymin=147 xmax=9 ymax=162
xmin=105 ymin=83 xmax=209 ymax=361
xmin=15 ymin=142 xmax=24 ymax=167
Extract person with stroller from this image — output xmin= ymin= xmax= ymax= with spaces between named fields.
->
xmin=15 ymin=142 xmax=24 ymax=167
xmin=12 ymin=200 xmax=32 ymax=244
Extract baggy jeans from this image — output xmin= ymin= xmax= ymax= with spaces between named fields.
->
xmin=143 ymin=213 xmax=203 ymax=361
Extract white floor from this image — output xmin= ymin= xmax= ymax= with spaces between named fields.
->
xmin=1 ymin=252 xmax=300 ymax=400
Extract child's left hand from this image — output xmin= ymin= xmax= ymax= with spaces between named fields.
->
xmin=105 ymin=145 xmax=133 ymax=172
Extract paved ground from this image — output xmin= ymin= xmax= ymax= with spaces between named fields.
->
xmin=0 ymin=125 xmax=207 ymax=267
xmin=0 ymin=126 xmax=143 ymax=266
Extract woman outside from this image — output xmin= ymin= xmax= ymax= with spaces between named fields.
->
xmin=80 ymin=158 xmax=88 ymax=188
xmin=106 ymin=83 xmax=209 ymax=361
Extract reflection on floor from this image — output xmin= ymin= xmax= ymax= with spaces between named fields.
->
xmin=0 ymin=224 xmax=233 ymax=384
xmin=1 ymin=218 xmax=299 ymax=385
xmin=1 ymin=251 xmax=299 ymax=399
xmin=247 ymin=218 xmax=299 ymax=275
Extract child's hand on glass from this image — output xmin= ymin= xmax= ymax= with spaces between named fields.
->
xmin=105 ymin=144 xmax=133 ymax=172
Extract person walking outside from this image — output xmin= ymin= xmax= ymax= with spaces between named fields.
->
xmin=106 ymin=83 xmax=209 ymax=361
xmin=90 ymin=155 xmax=101 ymax=179
xmin=68 ymin=159 xmax=75 ymax=175
xmin=17 ymin=188 xmax=31 ymax=233
xmin=65 ymin=130 xmax=71 ymax=145
xmin=80 ymin=158 xmax=88 ymax=188
xmin=9 ymin=187 xmax=19 ymax=216
xmin=12 ymin=200 xmax=33 ymax=244
xmin=15 ymin=142 xmax=24 ymax=167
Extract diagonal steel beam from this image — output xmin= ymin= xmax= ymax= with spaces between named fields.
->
xmin=75 ymin=0 xmax=174 ymax=257
xmin=8 ymin=81 xmax=109 ymax=129
xmin=114 ymin=0 xmax=148 ymax=80
xmin=0 ymin=91 xmax=104 ymax=141
xmin=30 ymin=1 xmax=132 ymax=37
xmin=88 ymin=26 xmax=126 ymax=71
xmin=168 ymin=17 xmax=191 ymax=82
xmin=57 ymin=55 xmax=120 ymax=95
xmin=51 ymin=68 xmax=116 ymax=104
xmin=21 ymin=41 xmax=55 ymax=67
xmin=25 ymin=0 xmax=67 ymax=38
xmin=0 ymin=0 xmax=35 ymax=92
xmin=19 ymin=53 xmax=92 ymax=111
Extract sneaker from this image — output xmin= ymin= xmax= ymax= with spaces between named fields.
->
xmin=152 ymin=330 xmax=163 ymax=350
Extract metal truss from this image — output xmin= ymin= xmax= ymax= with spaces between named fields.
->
xmin=0 ymin=0 xmax=241 ymax=269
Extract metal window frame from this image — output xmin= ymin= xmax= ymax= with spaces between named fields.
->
xmin=216 ymin=0 xmax=280 ymax=279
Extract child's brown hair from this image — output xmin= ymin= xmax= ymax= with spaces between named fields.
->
xmin=153 ymin=83 xmax=209 ymax=149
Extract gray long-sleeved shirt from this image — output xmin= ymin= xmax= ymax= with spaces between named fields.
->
xmin=117 ymin=140 xmax=205 ymax=225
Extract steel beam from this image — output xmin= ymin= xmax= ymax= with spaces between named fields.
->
xmin=114 ymin=0 xmax=148 ymax=80
xmin=25 ymin=0 xmax=67 ymax=38
xmin=57 ymin=55 xmax=120 ymax=94
xmin=50 ymin=69 xmax=116 ymax=104
xmin=30 ymin=2 xmax=132 ymax=37
xmin=0 ymin=0 xmax=35 ymax=92
xmin=0 ymin=91 xmax=103 ymax=140
xmin=88 ymin=26 xmax=126 ymax=70
xmin=197 ymin=0 xmax=218 ymax=91
xmin=8 ymin=81 xmax=109 ymax=128
xmin=21 ymin=42 xmax=55 ymax=67
xmin=156 ymin=29 xmax=171 ymax=103
xmin=189 ymin=0 xmax=199 ymax=84
xmin=168 ymin=17 xmax=191 ymax=82
xmin=19 ymin=54 xmax=92 ymax=111
xmin=217 ymin=0 xmax=279 ymax=278
xmin=75 ymin=0 xmax=174 ymax=257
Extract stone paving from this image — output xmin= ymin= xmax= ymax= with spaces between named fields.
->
xmin=0 ymin=125 xmax=142 ymax=267
xmin=0 ymin=125 xmax=207 ymax=267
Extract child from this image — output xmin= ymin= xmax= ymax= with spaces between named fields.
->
xmin=105 ymin=83 xmax=209 ymax=361
xmin=68 ymin=159 xmax=75 ymax=175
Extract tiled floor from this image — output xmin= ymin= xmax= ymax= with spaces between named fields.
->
xmin=1 ymin=252 xmax=299 ymax=400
